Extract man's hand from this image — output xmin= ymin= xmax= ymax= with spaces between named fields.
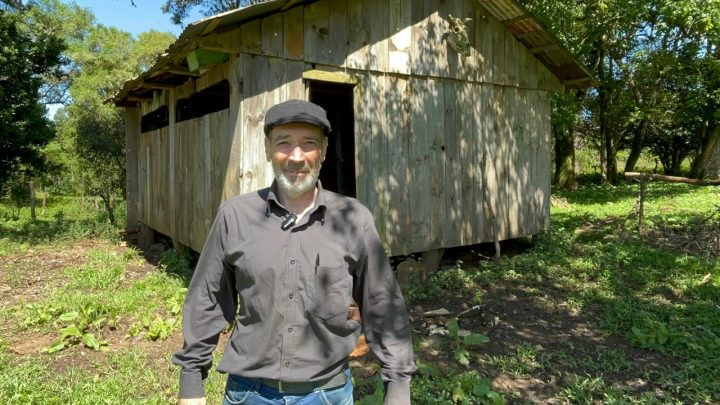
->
xmin=179 ymin=398 xmax=206 ymax=405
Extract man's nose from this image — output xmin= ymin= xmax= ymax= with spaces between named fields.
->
xmin=288 ymin=146 xmax=304 ymax=161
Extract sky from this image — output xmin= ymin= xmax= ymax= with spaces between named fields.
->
xmin=63 ymin=0 xmax=203 ymax=37
xmin=47 ymin=1 xmax=203 ymax=118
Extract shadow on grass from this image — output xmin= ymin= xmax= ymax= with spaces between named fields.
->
xmin=403 ymin=206 xmax=719 ymax=402
xmin=554 ymin=182 xmax=700 ymax=207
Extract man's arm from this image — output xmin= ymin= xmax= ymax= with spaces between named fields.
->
xmin=355 ymin=210 xmax=416 ymax=405
xmin=172 ymin=206 xmax=237 ymax=400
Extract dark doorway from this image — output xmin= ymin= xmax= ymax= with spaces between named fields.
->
xmin=309 ymin=81 xmax=356 ymax=198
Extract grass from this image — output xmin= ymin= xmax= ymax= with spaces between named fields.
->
xmin=2 ymin=181 xmax=719 ymax=403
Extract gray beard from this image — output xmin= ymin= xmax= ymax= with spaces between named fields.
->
xmin=273 ymin=162 xmax=321 ymax=199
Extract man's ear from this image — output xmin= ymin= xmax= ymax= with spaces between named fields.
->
xmin=264 ymin=137 xmax=272 ymax=162
xmin=321 ymin=136 xmax=329 ymax=162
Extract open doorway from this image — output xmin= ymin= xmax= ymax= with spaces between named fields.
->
xmin=309 ymin=81 xmax=356 ymax=198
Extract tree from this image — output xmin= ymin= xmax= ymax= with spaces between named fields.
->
xmin=0 ymin=5 xmax=64 ymax=190
xmin=161 ymin=0 xmax=268 ymax=25
xmin=55 ymin=26 xmax=174 ymax=224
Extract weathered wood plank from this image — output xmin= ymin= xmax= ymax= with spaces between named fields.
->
xmin=388 ymin=0 xmax=411 ymax=75
xmin=328 ymin=0 xmax=348 ymax=67
xmin=303 ymin=0 xmax=330 ymax=64
xmin=368 ymin=0 xmax=389 ymax=72
xmin=224 ymin=54 xmax=244 ymax=200
xmin=370 ymin=73 xmax=389 ymax=245
xmin=478 ymin=5 xmax=494 ymax=83
xmin=241 ymin=55 xmax=268 ymax=193
xmin=262 ymin=12 xmax=284 ymax=58
xmin=239 ymin=19 xmax=262 ymax=54
xmin=353 ymin=73 xmax=372 ymax=206
xmin=442 ymin=79 xmax=462 ymax=248
xmin=459 ymin=81 xmax=476 ymax=244
xmin=492 ymin=18 xmax=507 ymax=85
xmin=410 ymin=0 xmax=431 ymax=77
xmin=385 ymin=75 xmax=411 ymax=253
xmin=283 ymin=6 xmax=304 ymax=60
xmin=427 ymin=77 xmax=445 ymax=247
xmin=346 ymin=0 xmax=369 ymax=70
xmin=408 ymin=78 xmax=432 ymax=252
xmin=424 ymin=0 xmax=448 ymax=77
xmin=471 ymin=83 xmax=485 ymax=241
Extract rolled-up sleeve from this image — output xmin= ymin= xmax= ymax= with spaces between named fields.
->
xmin=172 ymin=206 xmax=237 ymax=399
xmin=354 ymin=211 xmax=416 ymax=404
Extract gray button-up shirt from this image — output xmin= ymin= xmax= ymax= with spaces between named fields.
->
xmin=172 ymin=182 xmax=416 ymax=399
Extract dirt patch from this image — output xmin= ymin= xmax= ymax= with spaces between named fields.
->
xmin=0 ymin=240 xmax=120 ymax=308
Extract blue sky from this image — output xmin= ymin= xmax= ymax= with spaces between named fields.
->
xmin=63 ymin=0 xmax=203 ymax=37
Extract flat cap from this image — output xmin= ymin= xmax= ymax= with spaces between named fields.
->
xmin=263 ymin=99 xmax=332 ymax=136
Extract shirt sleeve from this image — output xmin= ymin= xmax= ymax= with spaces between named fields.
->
xmin=354 ymin=210 xmax=416 ymax=403
xmin=172 ymin=205 xmax=237 ymax=399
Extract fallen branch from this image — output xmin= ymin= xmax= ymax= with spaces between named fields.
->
xmin=624 ymin=172 xmax=720 ymax=186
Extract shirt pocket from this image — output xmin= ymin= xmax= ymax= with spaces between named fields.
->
xmin=308 ymin=265 xmax=352 ymax=320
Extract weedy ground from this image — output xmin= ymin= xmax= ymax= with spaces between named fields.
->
xmin=0 ymin=183 xmax=718 ymax=404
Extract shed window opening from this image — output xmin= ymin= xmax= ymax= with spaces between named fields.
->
xmin=141 ymin=106 xmax=169 ymax=133
xmin=176 ymin=80 xmax=230 ymax=123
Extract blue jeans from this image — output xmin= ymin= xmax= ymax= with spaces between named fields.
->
xmin=223 ymin=369 xmax=354 ymax=405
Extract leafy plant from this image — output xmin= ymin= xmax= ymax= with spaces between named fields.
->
xmin=43 ymin=303 xmax=115 ymax=353
xmin=448 ymin=318 xmax=489 ymax=367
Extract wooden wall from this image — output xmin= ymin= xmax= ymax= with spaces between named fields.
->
xmin=129 ymin=0 xmax=559 ymax=254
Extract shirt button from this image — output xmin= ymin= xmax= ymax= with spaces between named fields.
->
xmin=288 ymin=327 xmax=293 ymax=333
xmin=290 ymin=259 xmax=295 ymax=264
xmin=284 ymin=361 xmax=290 ymax=367
xmin=289 ymin=293 xmax=294 ymax=299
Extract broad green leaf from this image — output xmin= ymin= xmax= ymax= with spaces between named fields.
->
xmin=60 ymin=324 xmax=82 ymax=338
xmin=487 ymin=391 xmax=505 ymax=405
xmin=464 ymin=334 xmax=489 ymax=346
xmin=58 ymin=311 xmax=79 ymax=322
xmin=448 ymin=319 xmax=459 ymax=338
xmin=82 ymin=333 xmax=100 ymax=350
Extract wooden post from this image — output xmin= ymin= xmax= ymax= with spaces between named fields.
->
xmin=124 ymin=107 xmax=141 ymax=234
xmin=636 ymin=174 xmax=646 ymax=232
xmin=421 ymin=248 xmax=445 ymax=282
xmin=29 ymin=180 xmax=36 ymax=221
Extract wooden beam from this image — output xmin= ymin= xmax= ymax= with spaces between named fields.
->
xmin=503 ymin=14 xmax=530 ymax=26
xmin=141 ymin=81 xmax=176 ymax=90
xmin=562 ymin=77 xmax=594 ymax=87
xmin=302 ymin=69 xmax=359 ymax=85
xmin=625 ymin=172 xmax=720 ymax=186
xmin=125 ymin=95 xmax=153 ymax=102
xmin=529 ymin=44 xmax=558 ymax=54
xmin=163 ymin=65 xmax=201 ymax=77
xmin=280 ymin=0 xmax=301 ymax=11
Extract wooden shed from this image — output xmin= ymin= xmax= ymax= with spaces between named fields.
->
xmin=113 ymin=0 xmax=592 ymax=258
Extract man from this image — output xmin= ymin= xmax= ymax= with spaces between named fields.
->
xmin=173 ymin=99 xmax=416 ymax=405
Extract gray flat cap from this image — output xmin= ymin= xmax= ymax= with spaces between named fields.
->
xmin=263 ymin=99 xmax=332 ymax=136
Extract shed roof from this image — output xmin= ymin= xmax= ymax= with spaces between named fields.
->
xmin=112 ymin=0 xmax=593 ymax=106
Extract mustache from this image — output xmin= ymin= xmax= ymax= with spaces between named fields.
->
xmin=284 ymin=161 xmax=312 ymax=171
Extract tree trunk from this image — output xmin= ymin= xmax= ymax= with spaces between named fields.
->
xmin=29 ymin=180 xmax=36 ymax=221
xmin=100 ymin=190 xmax=116 ymax=226
xmin=553 ymin=129 xmax=576 ymax=188
xmin=624 ymin=120 xmax=646 ymax=173
xmin=690 ymin=126 xmax=720 ymax=179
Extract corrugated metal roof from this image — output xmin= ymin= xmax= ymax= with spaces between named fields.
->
xmin=112 ymin=0 xmax=593 ymax=105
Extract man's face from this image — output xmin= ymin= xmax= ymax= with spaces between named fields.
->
xmin=265 ymin=123 xmax=328 ymax=198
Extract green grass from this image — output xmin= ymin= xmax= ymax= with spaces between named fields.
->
xmin=402 ymin=182 xmax=719 ymax=403
xmin=2 ymin=183 xmax=719 ymax=403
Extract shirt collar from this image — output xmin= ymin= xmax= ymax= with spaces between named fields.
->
xmin=265 ymin=180 xmax=328 ymax=222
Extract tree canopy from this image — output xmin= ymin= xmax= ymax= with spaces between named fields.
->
xmin=161 ymin=0 xmax=267 ymax=25
xmin=0 ymin=4 xmax=64 ymax=188
xmin=524 ymin=0 xmax=720 ymax=184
